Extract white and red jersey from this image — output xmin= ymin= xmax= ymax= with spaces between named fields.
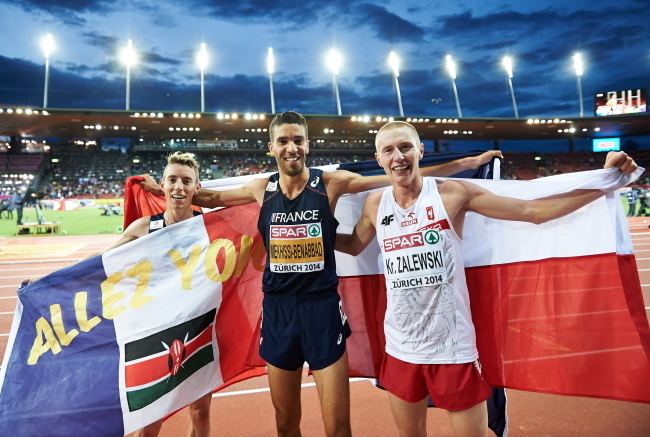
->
xmin=375 ymin=177 xmax=478 ymax=364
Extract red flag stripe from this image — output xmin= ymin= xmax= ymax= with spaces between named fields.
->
xmin=125 ymin=324 xmax=214 ymax=388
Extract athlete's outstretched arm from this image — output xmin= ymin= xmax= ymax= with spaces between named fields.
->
xmin=104 ymin=216 xmax=150 ymax=252
xmin=139 ymin=175 xmax=266 ymax=208
xmin=335 ymin=192 xmax=380 ymax=256
xmin=327 ymin=151 xmax=502 ymax=196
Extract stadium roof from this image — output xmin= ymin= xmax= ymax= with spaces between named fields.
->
xmin=0 ymin=107 xmax=649 ymax=143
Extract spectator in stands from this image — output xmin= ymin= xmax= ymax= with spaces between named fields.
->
xmin=11 ymin=191 xmax=24 ymax=225
xmin=0 ymin=199 xmax=11 ymax=219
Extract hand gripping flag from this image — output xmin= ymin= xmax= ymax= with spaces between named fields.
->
xmin=1 ymin=156 xmax=648 ymax=436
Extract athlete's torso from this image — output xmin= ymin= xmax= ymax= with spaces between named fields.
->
xmin=375 ymin=177 xmax=478 ymax=364
xmin=257 ymin=168 xmax=339 ymax=295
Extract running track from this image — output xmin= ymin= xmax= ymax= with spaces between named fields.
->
xmin=1 ymin=223 xmax=649 ymax=436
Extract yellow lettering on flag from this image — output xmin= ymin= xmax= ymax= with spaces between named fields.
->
xmin=74 ymin=291 xmax=101 ymax=332
xmin=50 ymin=303 xmax=79 ymax=346
xmin=205 ymin=238 xmax=236 ymax=283
xmin=127 ymin=260 xmax=153 ymax=309
xmin=235 ymin=235 xmax=254 ymax=278
xmin=27 ymin=317 xmax=62 ymax=365
xmin=168 ymin=244 xmax=203 ymax=290
xmin=101 ymin=271 xmax=127 ymax=319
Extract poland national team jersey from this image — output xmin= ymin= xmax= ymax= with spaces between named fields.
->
xmin=376 ymin=177 xmax=479 ymax=364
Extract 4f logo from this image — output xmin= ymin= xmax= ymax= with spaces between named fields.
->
xmin=381 ymin=214 xmax=394 ymax=226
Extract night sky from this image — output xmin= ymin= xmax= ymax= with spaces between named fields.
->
xmin=1 ymin=0 xmax=649 ymax=119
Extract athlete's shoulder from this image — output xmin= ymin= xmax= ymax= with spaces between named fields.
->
xmin=123 ymin=215 xmax=152 ymax=239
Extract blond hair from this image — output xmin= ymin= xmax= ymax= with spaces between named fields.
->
xmin=164 ymin=151 xmax=200 ymax=180
xmin=374 ymin=121 xmax=421 ymax=151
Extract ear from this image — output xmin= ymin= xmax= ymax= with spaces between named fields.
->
xmin=418 ymin=143 xmax=424 ymax=160
xmin=304 ymin=139 xmax=310 ymax=155
xmin=268 ymin=141 xmax=274 ymax=154
xmin=195 ymin=181 xmax=201 ymax=193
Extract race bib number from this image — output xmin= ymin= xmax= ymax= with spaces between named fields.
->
xmin=269 ymin=222 xmax=325 ymax=273
xmin=382 ymin=229 xmax=448 ymax=290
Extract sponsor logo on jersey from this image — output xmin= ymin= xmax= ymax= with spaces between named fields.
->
xmin=400 ymin=211 xmax=418 ymax=227
xmin=383 ymin=232 xmax=424 ymax=252
xmin=266 ymin=180 xmax=278 ymax=192
xmin=424 ymin=230 xmax=440 ymax=244
xmin=381 ymin=214 xmax=395 ymax=226
xmin=310 ymin=176 xmax=320 ymax=187
xmin=426 ymin=206 xmax=434 ymax=221
xmin=149 ymin=219 xmax=164 ymax=230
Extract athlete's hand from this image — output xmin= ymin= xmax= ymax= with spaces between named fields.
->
xmin=139 ymin=174 xmax=164 ymax=195
xmin=470 ymin=150 xmax=503 ymax=169
xmin=604 ymin=151 xmax=637 ymax=174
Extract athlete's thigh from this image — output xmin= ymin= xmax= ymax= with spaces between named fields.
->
xmin=387 ymin=392 xmax=428 ymax=437
xmin=446 ymin=400 xmax=487 ymax=437
xmin=188 ymin=392 xmax=212 ymax=414
xmin=311 ymin=352 xmax=350 ymax=423
xmin=267 ymin=362 xmax=303 ymax=411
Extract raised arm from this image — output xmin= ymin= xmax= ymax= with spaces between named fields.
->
xmin=192 ymin=178 xmax=267 ymax=208
xmin=325 ymin=151 xmax=503 ymax=197
xmin=139 ymin=174 xmax=266 ymax=208
xmin=335 ymin=192 xmax=381 ymax=256
xmin=104 ymin=217 xmax=150 ymax=251
xmin=421 ymin=150 xmax=503 ymax=177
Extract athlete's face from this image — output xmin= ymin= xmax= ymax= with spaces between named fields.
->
xmin=269 ymin=123 xmax=309 ymax=177
xmin=161 ymin=163 xmax=200 ymax=210
xmin=375 ymin=127 xmax=424 ymax=186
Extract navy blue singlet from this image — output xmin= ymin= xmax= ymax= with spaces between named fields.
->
xmin=148 ymin=211 xmax=201 ymax=234
xmin=257 ymin=168 xmax=339 ymax=295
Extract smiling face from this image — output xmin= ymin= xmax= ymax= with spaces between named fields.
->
xmin=161 ymin=163 xmax=200 ymax=210
xmin=375 ymin=123 xmax=424 ymax=187
xmin=268 ymin=123 xmax=309 ymax=177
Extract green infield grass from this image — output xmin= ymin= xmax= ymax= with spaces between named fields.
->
xmin=0 ymin=206 xmax=124 ymax=236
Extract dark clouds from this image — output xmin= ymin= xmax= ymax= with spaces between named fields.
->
xmin=351 ymin=3 xmax=425 ymax=43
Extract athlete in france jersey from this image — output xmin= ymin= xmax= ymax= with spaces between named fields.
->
xmin=376 ymin=177 xmax=478 ymax=364
xmin=257 ymin=168 xmax=339 ymax=295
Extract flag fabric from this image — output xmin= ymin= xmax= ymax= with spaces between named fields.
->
xmin=1 ymin=157 xmax=649 ymax=435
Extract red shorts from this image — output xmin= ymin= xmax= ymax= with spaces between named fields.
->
xmin=379 ymin=354 xmax=491 ymax=411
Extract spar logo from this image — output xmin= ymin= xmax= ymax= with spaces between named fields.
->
xmin=383 ymin=232 xmax=424 ymax=252
xmin=308 ymin=224 xmax=321 ymax=237
xmin=424 ymin=230 xmax=440 ymax=245
xmin=271 ymin=224 xmax=309 ymax=239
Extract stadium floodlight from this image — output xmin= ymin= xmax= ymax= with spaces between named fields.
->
xmin=267 ymin=47 xmax=276 ymax=114
xmin=445 ymin=55 xmax=462 ymax=118
xmin=387 ymin=51 xmax=404 ymax=117
xmin=573 ymin=52 xmax=585 ymax=117
xmin=119 ymin=39 xmax=138 ymax=111
xmin=326 ymin=48 xmax=343 ymax=116
xmin=40 ymin=33 xmax=55 ymax=109
xmin=196 ymin=43 xmax=209 ymax=112
xmin=501 ymin=56 xmax=519 ymax=118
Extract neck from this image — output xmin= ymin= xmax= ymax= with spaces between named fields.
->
xmin=279 ymin=167 xmax=309 ymax=199
xmin=163 ymin=207 xmax=194 ymax=225
xmin=392 ymin=176 xmax=423 ymax=209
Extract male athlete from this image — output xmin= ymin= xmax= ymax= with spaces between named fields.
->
xmin=108 ymin=152 xmax=212 ymax=437
xmin=140 ymin=111 xmax=501 ymax=437
xmin=335 ymin=121 xmax=637 ymax=437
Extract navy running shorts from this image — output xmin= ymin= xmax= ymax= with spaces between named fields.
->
xmin=260 ymin=290 xmax=351 ymax=371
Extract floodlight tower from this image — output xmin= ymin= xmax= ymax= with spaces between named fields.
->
xmin=40 ymin=34 xmax=55 ymax=109
xmin=388 ymin=51 xmax=404 ymax=117
xmin=119 ymin=39 xmax=138 ymax=111
xmin=326 ymin=48 xmax=343 ymax=116
xmin=502 ymin=56 xmax=519 ymax=118
xmin=445 ymin=54 xmax=462 ymax=118
xmin=196 ymin=42 xmax=209 ymax=112
xmin=267 ymin=47 xmax=276 ymax=114
xmin=573 ymin=52 xmax=585 ymax=117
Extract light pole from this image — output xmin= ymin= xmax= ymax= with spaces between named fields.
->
xmin=267 ymin=47 xmax=276 ymax=114
xmin=326 ymin=48 xmax=343 ymax=116
xmin=502 ymin=56 xmax=519 ymax=118
xmin=40 ymin=33 xmax=55 ymax=109
xmin=573 ymin=53 xmax=585 ymax=117
xmin=119 ymin=39 xmax=137 ymax=111
xmin=196 ymin=42 xmax=209 ymax=113
xmin=388 ymin=51 xmax=404 ymax=117
xmin=445 ymin=54 xmax=462 ymax=118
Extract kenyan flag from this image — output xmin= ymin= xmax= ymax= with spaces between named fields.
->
xmin=124 ymin=308 xmax=216 ymax=411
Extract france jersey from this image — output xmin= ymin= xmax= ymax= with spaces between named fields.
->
xmin=257 ymin=168 xmax=339 ymax=295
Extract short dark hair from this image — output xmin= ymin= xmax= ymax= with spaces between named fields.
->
xmin=269 ymin=111 xmax=308 ymax=142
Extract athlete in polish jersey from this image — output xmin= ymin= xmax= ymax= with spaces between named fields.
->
xmin=336 ymin=121 xmax=638 ymax=437
xmin=139 ymin=111 xmax=502 ymax=437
